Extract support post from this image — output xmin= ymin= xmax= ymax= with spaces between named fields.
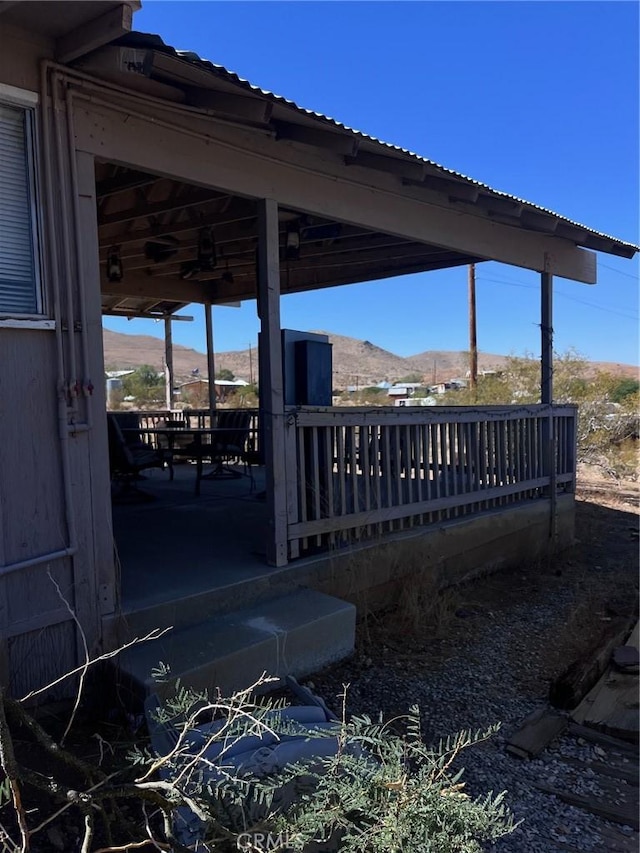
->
xmin=541 ymin=271 xmax=553 ymax=405
xmin=164 ymin=315 xmax=173 ymax=411
xmin=541 ymin=268 xmax=556 ymax=541
xmin=257 ymin=198 xmax=288 ymax=567
xmin=204 ymin=302 xmax=216 ymax=419
xmin=468 ymin=263 xmax=477 ymax=400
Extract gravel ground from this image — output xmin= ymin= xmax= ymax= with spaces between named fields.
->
xmin=310 ymin=492 xmax=639 ymax=852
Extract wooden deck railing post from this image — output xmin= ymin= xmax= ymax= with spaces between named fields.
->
xmin=257 ymin=198 xmax=288 ymax=566
xmin=541 ymin=268 xmax=557 ymax=540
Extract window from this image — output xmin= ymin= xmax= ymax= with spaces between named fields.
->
xmin=0 ymin=97 xmax=42 ymax=316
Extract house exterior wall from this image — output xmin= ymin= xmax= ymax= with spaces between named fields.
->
xmin=0 ymin=30 xmax=114 ymax=699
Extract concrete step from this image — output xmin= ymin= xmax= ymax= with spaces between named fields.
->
xmin=116 ymin=588 xmax=355 ymax=702
xmin=104 ymin=552 xmax=338 ymax=646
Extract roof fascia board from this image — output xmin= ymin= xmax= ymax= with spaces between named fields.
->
xmin=186 ymin=87 xmax=273 ymax=123
xmin=274 ymin=120 xmax=359 ymax=156
xmin=345 ymin=150 xmax=426 ymax=182
xmin=74 ymin=97 xmax=597 ymax=283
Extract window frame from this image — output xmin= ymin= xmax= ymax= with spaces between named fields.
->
xmin=0 ymin=83 xmax=46 ymax=322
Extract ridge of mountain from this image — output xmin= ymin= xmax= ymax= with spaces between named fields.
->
xmin=102 ymin=328 xmax=638 ymax=388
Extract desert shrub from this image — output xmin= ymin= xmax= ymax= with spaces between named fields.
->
xmin=128 ymin=678 xmax=517 ymax=852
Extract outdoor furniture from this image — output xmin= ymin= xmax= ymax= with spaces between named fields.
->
xmin=130 ymin=419 xmax=256 ymax=495
xmin=206 ymin=409 xmax=253 ymax=480
xmin=107 ymin=414 xmax=173 ymax=499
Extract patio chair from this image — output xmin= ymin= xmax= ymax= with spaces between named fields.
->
xmin=107 ymin=414 xmax=172 ymax=498
xmin=195 ymin=409 xmax=255 ymax=492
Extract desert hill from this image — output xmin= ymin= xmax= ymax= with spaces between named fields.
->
xmin=102 ymin=328 xmax=637 ymax=389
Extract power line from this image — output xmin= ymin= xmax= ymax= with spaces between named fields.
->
xmin=476 ymin=275 xmax=639 ymax=322
xmin=599 ymin=262 xmax=640 ymax=281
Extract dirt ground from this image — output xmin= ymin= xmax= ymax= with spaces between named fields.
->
xmin=311 ymin=476 xmax=639 ymax=717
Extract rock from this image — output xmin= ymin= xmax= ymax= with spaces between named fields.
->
xmin=592 ymin=745 xmax=606 ymax=759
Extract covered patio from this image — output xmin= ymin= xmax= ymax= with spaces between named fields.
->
xmin=45 ymin=23 xmax=639 ymax=688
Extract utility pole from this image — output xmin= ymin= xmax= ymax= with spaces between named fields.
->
xmin=468 ymin=263 xmax=478 ymax=399
xmin=248 ymin=342 xmax=254 ymax=385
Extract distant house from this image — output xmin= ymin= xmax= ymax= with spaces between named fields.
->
xmin=178 ymin=377 xmax=249 ymax=403
xmin=388 ymin=382 xmax=422 ymax=401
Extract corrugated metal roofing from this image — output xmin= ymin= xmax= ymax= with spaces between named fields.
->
xmin=116 ymin=32 xmax=638 ymax=256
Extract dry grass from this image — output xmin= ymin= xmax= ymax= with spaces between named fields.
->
xmin=328 ymin=536 xmax=463 ymax=650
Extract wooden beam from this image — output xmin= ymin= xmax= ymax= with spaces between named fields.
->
xmin=102 ymin=273 xmax=215 ymax=304
xmin=556 ymin=223 xmax=589 ymax=243
xmin=98 ymin=199 xmax=257 ymax=246
xmin=274 ymin=121 xmax=359 ymax=156
xmin=477 ymin=194 xmax=523 ymax=217
xmin=345 ymin=151 xmax=426 ymax=182
xmin=403 ymin=174 xmax=480 ymax=203
xmin=96 ymin=170 xmax=159 ymax=199
xmin=98 ymin=188 xmax=224 ymax=227
xmin=521 ymin=210 xmax=559 ymax=234
xmin=56 ymin=4 xmax=133 ymax=64
xmin=186 ymin=89 xmax=273 ymax=124
xmin=74 ymin=102 xmax=598 ymax=282
xmin=200 ymin=253 xmax=477 ymax=304
xmin=257 ymin=199 xmax=288 ymax=566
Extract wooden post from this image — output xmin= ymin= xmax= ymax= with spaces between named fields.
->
xmin=468 ymin=263 xmax=478 ymax=399
xmin=541 ymin=268 xmax=556 ymax=540
xmin=204 ymin=302 xmax=216 ymax=417
xmin=541 ymin=271 xmax=553 ymax=404
xmin=257 ymin=198 xmax=288 ymax=567
xmin=164 ymin=315 xmax=173 ymax=411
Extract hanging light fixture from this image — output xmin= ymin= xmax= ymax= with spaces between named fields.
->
xmin=106 ymin=246 xmax=123 ymax=282
xmin=285 ymin=222 xmax=301 ymax=260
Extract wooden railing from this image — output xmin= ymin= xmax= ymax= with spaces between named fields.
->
xmin=284 ymin=405 xmax=577 ymax=557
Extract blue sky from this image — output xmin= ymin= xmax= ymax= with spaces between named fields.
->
xmin=103 ymin=1 xmax=639 ymax=365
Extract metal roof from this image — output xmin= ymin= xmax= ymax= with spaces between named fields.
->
xmin=115 ymin=31 xmax=638 ymax=259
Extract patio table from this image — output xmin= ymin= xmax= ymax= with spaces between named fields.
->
xmin=123 ymin=426 xmax=247 ymax=495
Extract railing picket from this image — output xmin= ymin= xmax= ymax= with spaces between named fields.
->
xmin=351 ymin=425 xmax=359 ymax=515
xmin=414 ymin=424 xmax=424 ymax=524
xmin=478 ymin=421 xmax=487 ymax=511
xmin=401 ymin=425 xmax=412 ymax=526
xmin=325 ymin=426 xmax=336 ymax=546
xmin=311 ymin=426 xmax=322 ymax=548
xmin=297 ymin=423 xmax=309 ymax=552
xmin=372 ymin=426 xmax=382 ymax=535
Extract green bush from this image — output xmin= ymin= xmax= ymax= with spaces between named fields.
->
xmin=134 ymin=679 xmax=517 ymax=852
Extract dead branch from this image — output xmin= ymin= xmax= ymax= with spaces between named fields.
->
xmin=4 ymin=696 xmax=105 ymax=784
xmin=0 ymin=688 xmax=30 ymax=852
xmin=46 ymin=569 xmax=90 ymax=746
xmin=19 ymin=626 xmax=171 ymax=704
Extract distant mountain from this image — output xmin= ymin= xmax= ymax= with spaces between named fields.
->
xmin=102 ymin=328 xmax=637 ymax=389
